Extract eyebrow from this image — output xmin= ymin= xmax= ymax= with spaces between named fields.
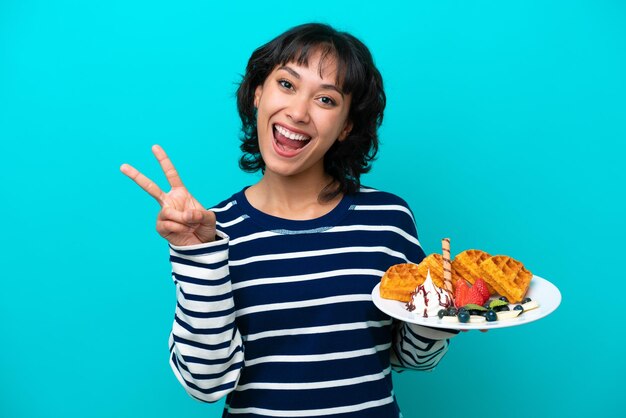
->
xmin=277 ymin=65 xmax=345 ymax=98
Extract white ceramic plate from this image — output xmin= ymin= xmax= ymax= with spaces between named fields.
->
xmin=371 ymin=275 xmax=561 ymax=330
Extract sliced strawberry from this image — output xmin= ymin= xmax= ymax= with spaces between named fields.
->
xmin=474 ymin=278 xmax=491 ymax=300
xmin=467 ymin=285 xmax=488 ymax=306
xmin=454 ymin=279 xmax=469 ymax=308
xmin=455 ymin=278 xmax=467 ymax=292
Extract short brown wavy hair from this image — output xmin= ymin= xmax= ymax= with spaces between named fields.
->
xmin=236 ymin=23 xmax=386 ymax=201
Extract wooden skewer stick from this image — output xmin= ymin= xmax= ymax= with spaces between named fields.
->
xmin=442 ymin=238 xmax=453 ymax=294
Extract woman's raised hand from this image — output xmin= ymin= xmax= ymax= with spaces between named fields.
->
xmin=120 ymin=145 xmax=216 ymax=246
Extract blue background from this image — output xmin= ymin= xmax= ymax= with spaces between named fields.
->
xmin=1 ymin=1 xmax=624 ymax=417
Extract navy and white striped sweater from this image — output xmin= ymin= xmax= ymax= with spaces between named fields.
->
xmin=168 ymin=187 xmax=457 ymax=417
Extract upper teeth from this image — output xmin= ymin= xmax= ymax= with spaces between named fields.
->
xmin=275 ymin=125 xmax=311 ymax=141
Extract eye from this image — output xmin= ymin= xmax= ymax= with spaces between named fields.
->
xmin=318 ymin=96 xmax=337 ymax=106
xmin=278 ymin=79 xmax=294 ymax=90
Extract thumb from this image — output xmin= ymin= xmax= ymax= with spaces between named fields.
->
xmin=184 ymin=208 xmax=215 ymax=226
xmin=188 ymin=209 xmax=217 ymax=243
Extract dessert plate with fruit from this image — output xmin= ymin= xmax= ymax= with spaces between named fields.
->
xmin=372 ymin=275 xmax=561 ymax=330
xmin=372 ymin=244 xmax=562 ymax=330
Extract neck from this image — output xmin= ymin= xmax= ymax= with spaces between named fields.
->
xmin=245 ymin=172 xmax=342 ymax=220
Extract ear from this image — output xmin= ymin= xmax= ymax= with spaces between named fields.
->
xmin=338 ymin=120 xmax=353 ymax=141
xmin=254 ymin=85 xmax=262 ymax=108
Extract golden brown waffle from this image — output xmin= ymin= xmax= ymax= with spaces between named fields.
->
xmin=452 ymin=249 xmax=494 ymax=294
xmin=478 ymin=255 xmax=533 ymax=303
xmin=380 ymin=263 xmax=421 ymax=302
xmin=415 ymin=253 xmax=448 ymax=291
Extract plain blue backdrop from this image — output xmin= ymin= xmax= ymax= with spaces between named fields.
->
xmin=1 ymin=1 xmax=624 ymax=417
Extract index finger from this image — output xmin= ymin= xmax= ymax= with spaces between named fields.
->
xmin=120 ymin=163 xmax=165 ymax=204
xmin=152 ymin=145 xmax=185 ymax=189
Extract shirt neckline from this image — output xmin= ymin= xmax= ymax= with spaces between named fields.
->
xmin=234 ymin=186 xmax=354 ymax=233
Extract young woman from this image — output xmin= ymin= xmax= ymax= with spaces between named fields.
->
xmin=121 ymin=23 xmax=458 ymax=418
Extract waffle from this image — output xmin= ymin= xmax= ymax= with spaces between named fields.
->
xmin=415 ymin=253 xmax=448 ymax=291
xmin=380 ymin=263 xmax=421 ymax=302
xmin=452 ymin=249 xmax=494 ymax=294
xmin=478 ymin=255 xmax=533 ymax=303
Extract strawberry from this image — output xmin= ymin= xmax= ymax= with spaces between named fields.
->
xmin=474 ymin=278 xmax=491 ymax=300
xmin=467 ymin=285 xmax=488 ymax=306
xmin=454 ymin=279 xmax=469 ymax=308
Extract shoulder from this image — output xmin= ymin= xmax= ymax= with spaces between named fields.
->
xmin=351 ymin=186 xmax=412 ymax=208
xmin=349 ymin=186 xmax=417 ymax=226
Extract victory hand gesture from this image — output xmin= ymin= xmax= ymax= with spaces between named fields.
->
xmin=120 ymin=145 xmax=216 ymax=246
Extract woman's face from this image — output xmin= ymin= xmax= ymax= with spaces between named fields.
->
xmin=254 ymin=50 xmax=352 ymax=181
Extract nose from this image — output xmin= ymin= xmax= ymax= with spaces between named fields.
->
xmin=286 ymin=95 xmax=310 ymax=124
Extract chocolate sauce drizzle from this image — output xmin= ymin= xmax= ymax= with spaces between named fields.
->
xmin=405 ymin=284 xmax=452 ymax=318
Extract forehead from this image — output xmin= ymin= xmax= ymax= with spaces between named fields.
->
xmin=278 ymin=46 xmax=344 ymax=86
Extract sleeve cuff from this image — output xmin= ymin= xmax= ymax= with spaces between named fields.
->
xmin=169 ymin=230 xmax=230 ymax=254
xmin=169 ymin=231 xmax=230 ymax=282
xmin=405 ymin=323 xmax=460 ymax=340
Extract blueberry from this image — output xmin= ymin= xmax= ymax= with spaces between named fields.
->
xmin=485 ymin=310 xmax=497 ymax=322
xmin=458 ymin=307 xmax=468 ymax=314
xmin=437 ymin=309 xmax=446 ymax=319
xmin=499 ymin=296 xmax=509 ymax=303
xmin=514 ymin=305 xmax=524 ymax=312
xmin=523 ymin=297 xmax=532 ymax=304
xmin=494 ymin=305 xmax=510 ymax=312
xmin=447 ymin=307 xmax=458 ymax=316
xmin=483 ymin=301 xmax=492 ymax=309
xmin=458 ymin=311 xmax=470 ymax=323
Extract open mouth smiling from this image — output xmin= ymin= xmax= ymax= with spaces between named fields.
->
xmin=273 ymin=124 xmax=312 ymax=155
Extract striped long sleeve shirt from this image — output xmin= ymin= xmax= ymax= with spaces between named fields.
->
xmin=168 ymin=187 xmax=458 ymax=417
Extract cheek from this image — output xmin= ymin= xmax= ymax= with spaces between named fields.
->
xmin=319 ymin=114 xmax=348 ymax=139
xmin=257 ymin=95 xmax=282 ymax=120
